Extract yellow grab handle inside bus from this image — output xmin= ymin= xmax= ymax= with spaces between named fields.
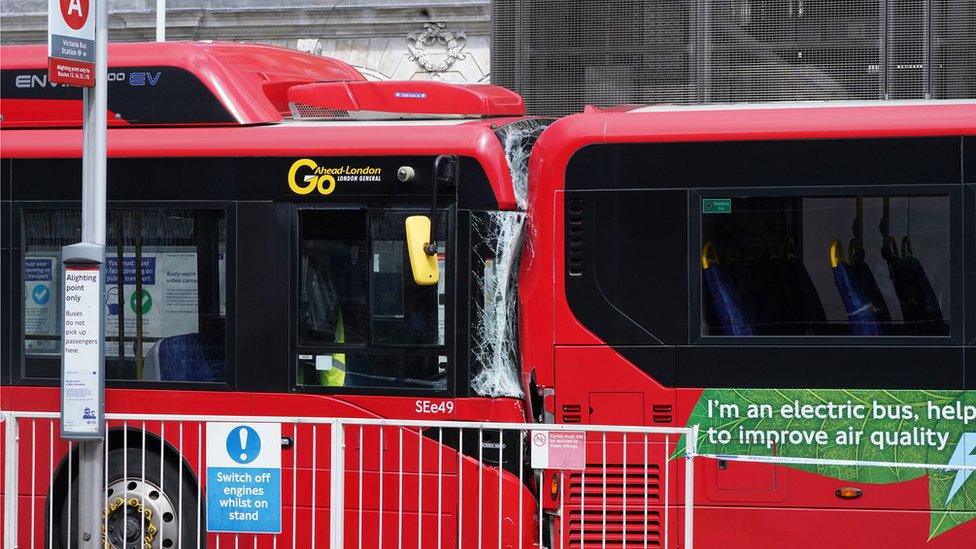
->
xmin=828 ymin=239 xmax=846 ymax=268
xmin=405 ymin=215 xmax=439 ymax=286
xmin=701 ymin=242 xmax=719 ymax=270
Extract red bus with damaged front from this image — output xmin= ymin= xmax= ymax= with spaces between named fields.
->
xmin=522 ymin=101 xmax=976 ymax=547
xmin=1 ymin=41 xmax=549 ymax=548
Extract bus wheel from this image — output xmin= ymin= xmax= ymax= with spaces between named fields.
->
xmin=59 ymin=446 xmax=201 ymax=548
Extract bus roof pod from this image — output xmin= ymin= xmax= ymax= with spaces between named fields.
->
xmin=0 ymin=41 xmax=366 ymax=128
xmin=286 ymin=81 xmax=525 ymax=120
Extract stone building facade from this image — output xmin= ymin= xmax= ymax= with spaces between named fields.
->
xmin=0 ymin=0 xmax=491 ymax=82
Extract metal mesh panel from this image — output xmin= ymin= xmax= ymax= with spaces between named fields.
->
xmin=705 ymin=0 xmax=882 ymax=102
xmin=495 ymin=1 xmax=695 ymax=115
xmin=493 ymin=0 xmax=976 ymax=115
xmin=491 ymin=0 xmax=519 ymax=94
xmin=289 ymin=103 xmax=351 ymax=119
xmin=932 ymin=0 xmax=976 ymax=98
xmin=889 ymin=0 xmax=926 ymax=99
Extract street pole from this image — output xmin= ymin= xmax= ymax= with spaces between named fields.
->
xmin=156 ymin=0 xmax=166 ymax=42
xmin=74 ymin=0 xmax=108 ymax=545
xmin=48 ymin=0 xmax=107 ymax=542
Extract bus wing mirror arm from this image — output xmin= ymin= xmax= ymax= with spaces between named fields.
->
xmin=425 ymin=154 xmax=458 ymax=254
xmin=405 ymin=154 xmax=457 ymax=286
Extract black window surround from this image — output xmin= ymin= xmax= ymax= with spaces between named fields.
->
xmin=562 ymin=137 xmax=973 ymax=389
xmin=289 ymin=204 xmax=458 ymax=397
xmin=9 ymin=200 xmax=237 ymax=391
xmin=2 ymin=154 xmax=498 ymax=395
xmin=690 ymin=185 xmax=965 ymax=346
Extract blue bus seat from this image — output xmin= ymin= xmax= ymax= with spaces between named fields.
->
xmin=702 ymin=242 xmax=754 ymax=336
xmin=154 ymin=332 xmax=225 ymax=382
xmin=830 ymin=240 xmax=890 ymax=336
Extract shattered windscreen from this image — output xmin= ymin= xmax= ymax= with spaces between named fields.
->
xmin=468 ymin=119 xmax=551 ymax=398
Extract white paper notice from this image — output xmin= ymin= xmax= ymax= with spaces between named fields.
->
xmin=104 ymin=249 xmax=200 ymax=357
xmin=62 ymin=265 xmax=102 ymax=436
xmin=24 ymin=254 xmax=61 ymax=354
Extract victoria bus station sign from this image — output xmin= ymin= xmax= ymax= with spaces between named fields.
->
xmin=680 ymin=388 xmax=976 ymax=539
xmin=47 ymin=0 xmax=95 ymax=86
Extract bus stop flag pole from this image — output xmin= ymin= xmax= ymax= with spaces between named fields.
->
xmin=50 ymin=0 xmax=108 ymax=545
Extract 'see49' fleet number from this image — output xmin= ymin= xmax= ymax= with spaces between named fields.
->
xmin=415 ymin=400 xmax=455 ymax=414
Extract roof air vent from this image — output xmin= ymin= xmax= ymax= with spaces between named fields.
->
xmin=286 ymin=80 xmax=525 ymax=120
xmin=290 ymin=103 xmax=350 ymax=119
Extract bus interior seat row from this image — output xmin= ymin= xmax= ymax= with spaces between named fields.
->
xmin=702 ymin=196 xmax=948 ymax=337
xmin=142 ymin=329 xmax=227 ymax=383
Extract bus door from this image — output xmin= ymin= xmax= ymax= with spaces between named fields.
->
xmin=293 ymin=207 xmax=451 ymax=392
xmin=275 ymin=203 xmax=459 ymax=545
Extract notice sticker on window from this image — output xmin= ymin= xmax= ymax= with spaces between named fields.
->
xmin=315 ymin=355 xmax=333 ymax=371
xmin=25 ymin=255 xmax=60 ymax=354
xmin=703 ymin=198 xmax=732 ymax=214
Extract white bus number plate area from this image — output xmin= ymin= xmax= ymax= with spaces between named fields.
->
xmin=206 ymin=422 xmax=282 ymax=534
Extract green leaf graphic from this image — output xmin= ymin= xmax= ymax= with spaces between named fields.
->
xmin=679 ymin=389 xmax=976 ymax=539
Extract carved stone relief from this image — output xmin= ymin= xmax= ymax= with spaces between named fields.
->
xmin=297 ymin=22 xmax=489 ymax=83
xmin=407 ymin=23 xmax=467 ymax=74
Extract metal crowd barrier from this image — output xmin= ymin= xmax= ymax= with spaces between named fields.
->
xmin=1 ymin=411 xmax=698 ymax=549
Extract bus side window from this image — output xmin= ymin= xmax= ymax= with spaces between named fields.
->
xmin=700 ymin=195 xmax=951 ymax=337
xmin=298 ymin=209 xmax=369 ymax=347
xmin=369 ymin=210 xmax=446 ymax=346
xmin=22 ymin=208 xmax=228 ymax=382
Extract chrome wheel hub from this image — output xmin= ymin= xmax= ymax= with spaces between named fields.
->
xmin=102 ymin=478 xmax=178 ymax=548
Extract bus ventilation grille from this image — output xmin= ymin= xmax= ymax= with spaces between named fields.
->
xmin=652 ymin=404 xmax=673 ymax=424
xmin=289 ymin=102 xmax=351 ymax=119
xmin=566 ymin=509 xmax=663 ymax=548
xmin=568 ymin=463 xmax=662 ymax=506
xmin=567 ymin=463 xmax=663 ymax=547
xmin=561 ymin=403 xmax=582 ymax=423
xmin=567 ymin=197 xmax=585 ymax=276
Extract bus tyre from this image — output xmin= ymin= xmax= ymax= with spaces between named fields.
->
xmin=59 ymin=446 xmax=202 ymax=549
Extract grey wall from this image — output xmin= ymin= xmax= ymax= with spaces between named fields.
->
xmin=1 ymin=0 xmax=491 ymax=82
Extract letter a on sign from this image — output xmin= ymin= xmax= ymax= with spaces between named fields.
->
xmin=66 ymin=0 xmax=83 ymax=17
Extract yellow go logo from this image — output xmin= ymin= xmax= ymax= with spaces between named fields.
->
xmin=288 ymin=158 xmax=336 ymax=195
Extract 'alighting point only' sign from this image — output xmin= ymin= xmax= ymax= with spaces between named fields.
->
xmin=48 ymin=0 xmax=95 ymax=86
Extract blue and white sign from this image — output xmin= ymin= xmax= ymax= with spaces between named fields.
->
xmin=24 ymin=256 xmax=59 ymax=354
xmin=206 ymin=422 xmax=282 ymax=533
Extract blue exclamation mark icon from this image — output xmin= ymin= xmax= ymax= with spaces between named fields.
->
xmin=227 ymin=426 xmax=260 ymax=465
xmin=239 ymin=427 xmax=248 ymax=461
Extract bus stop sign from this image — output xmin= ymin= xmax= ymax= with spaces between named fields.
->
xmin=48 ymin=0 xmax=95 ymax=86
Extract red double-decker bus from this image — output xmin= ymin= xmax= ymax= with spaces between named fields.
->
xmin=3 ymin=40 xmax=976 ymax=548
